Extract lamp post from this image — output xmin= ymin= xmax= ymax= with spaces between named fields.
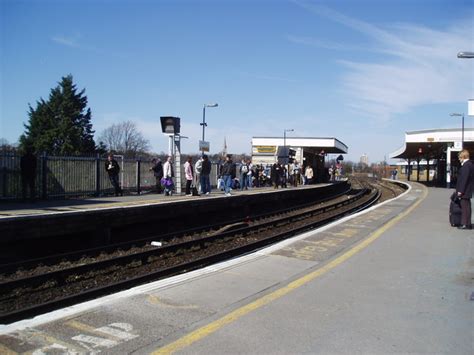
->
xmin=457 ymin=51 xmax=474 ymax=58
xmin=201 ymin=103 xmax=218 ymax=156
xmin=283 ymin=129 xmax=294 ymax=183
xmin=450 ymin=113 xmax=464 ymax=149
xmin=283 ymin=128 xmax=294 ymax=150
xmin=160 ymin=116 xmax=182 ymax=194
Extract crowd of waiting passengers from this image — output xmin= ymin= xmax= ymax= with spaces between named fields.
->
xmin=142 ymin=154 xmax=344 ymax=197
xmin=18 ymin=149 xmax=343 ymax=200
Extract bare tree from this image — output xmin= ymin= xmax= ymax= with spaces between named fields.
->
xmin=98 ymin=121 xmax=150 ymax=157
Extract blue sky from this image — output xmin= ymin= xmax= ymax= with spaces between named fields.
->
xmin=1 ymin=0 xmax=473 ymax=163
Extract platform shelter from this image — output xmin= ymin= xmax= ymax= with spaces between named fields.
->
xmin=390 ymin=128 xmax=474 ymax=187
xmin=251 ymin=137 xmax=348 ymax=182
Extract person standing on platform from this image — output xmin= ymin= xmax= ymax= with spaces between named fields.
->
xmin=194 ymin=156 xmax=203 ymax=194
xmin=247 ymin=159 xmax=254 ymax=189
xmin=304 ymin=165 xmax=314 ymax=185
xmin=184 ymin=157 xmax=194 ymax=196
xmin=240 ymin=159 xmax=250 ymax=190
xmin=150 ymin=158 xmax=163 ymax=194
xmin=105 ymin=154 xmax=122 ymax=196
xmin=292 ymin=161 xmax=301 ymax=187
xmin=456 ymin=149 xmax=473 ymax=230
xmin=20 ymin=147 xmax=37 ymax=202
xmin=271 ymin=162 xmax=282 ymax=189
xmin=220 ymin=154 xmax=236 ymax=196
xmin=200 ymin=154 xmax=212 ymax=195
xmin=329 ymin=165 xmax=335 ymax=182
xmin=163 ymin=156 xmax=174 ymax=196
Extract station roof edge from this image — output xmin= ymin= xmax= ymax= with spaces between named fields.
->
xmin=252 ymin=137 xmax=348 ymax=151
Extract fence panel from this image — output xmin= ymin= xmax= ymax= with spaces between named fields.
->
xmin=0 ymin=152 xmax=23 ymax=199
xmin=0 ymin=151 xmax=226 ymax=200
xmin=46 ymin=156 xmax=97 ymax=198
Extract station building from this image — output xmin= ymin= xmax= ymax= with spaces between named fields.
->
xmin=389 ymin=128 xmax=474 ymax=187
xmin=251 ymin=137 xmax=348 ymax=182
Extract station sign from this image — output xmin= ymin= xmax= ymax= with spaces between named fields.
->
xmin=255 ymin=146 xmax=276 ymax=154
xmin=199 ymin=140 xmax=210 ymax=152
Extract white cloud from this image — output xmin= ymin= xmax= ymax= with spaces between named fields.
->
xmin=51 ymin=34 xmax=81 ymax=48
xmin=285 ymin=34 xmax=361 ymax=51
xmin=294 ymin=1 xmax=474 ymax=121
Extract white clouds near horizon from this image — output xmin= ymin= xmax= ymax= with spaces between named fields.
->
xmin=293 ymin=1 xmax=474 ymax=122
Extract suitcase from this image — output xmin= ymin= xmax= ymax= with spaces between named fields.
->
xmin=449 ymin=199 xmax=462 ymax=227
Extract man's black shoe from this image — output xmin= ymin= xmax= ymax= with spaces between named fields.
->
xmin=457 ymin=225 xmax=472 ymax=230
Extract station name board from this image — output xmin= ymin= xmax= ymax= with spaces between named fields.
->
xmin=254 ymin=146 xmax=277 ymax=154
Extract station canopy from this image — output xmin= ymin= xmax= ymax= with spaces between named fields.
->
xmin=390 ymin=128 xmax=474 ymax=160
xmin=252 ymin=137 xmax=348 ymax=155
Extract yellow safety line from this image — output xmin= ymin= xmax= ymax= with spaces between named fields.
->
xmin=153 ymin=183 xmax=428 ymax=355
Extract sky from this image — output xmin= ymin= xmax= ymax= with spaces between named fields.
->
xmin=1 ymin=0 xmax=473 ymax=163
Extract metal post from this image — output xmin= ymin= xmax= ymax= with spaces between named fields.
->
xmin=446 ymin=146 xmax=452 ymax=188
xmin=136 ymin=158 xmax=141 ymax=195
xmin=416 ymin=158 xmax=420 ymax=182
xmin=174 ymin=135 xmax=181 ymax=194
xmin=426 ymin=157 xmax=429 ymax=182
xmin=1 ymin=167 xmax=7 ymax=199
xmin=95 ymin=153 xmax=101 ymax=196
xmin=41 ymin=152 xmax=48 ymax=200
xmin=461 ymin=113 xmax=464 ymax=150
xmin=201 ymin=105 xmax=206 ymax=156
xmin=407 ymin=159 xmax=411 ymax=181
xmin=168 ymin=135 xmax=174 ymax=157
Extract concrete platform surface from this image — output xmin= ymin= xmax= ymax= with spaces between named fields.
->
xmin=0 ymin=184 xmax=324 ymax=219
xmin=0 ymin=182 xmax=472 ymax=354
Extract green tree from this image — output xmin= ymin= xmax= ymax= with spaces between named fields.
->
xmin=20 ymin=75 xmax=96 ymax=155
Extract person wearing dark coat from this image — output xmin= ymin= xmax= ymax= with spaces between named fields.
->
xmin=150 ymin=158 xmax=163 ymax=194
xmin=105 ymin=154 xmax=123 ymax=196
xmin=200 ymin=155 xmax=212 ymax=195
xmin=455 ymin=150 xmax=473 ymax=230
xmin=220 ymin=154 xmax=236 ymax=196
xmin=20 ymin=148 xmax=37 ymax=201
xmin=271 ymin=162 xmax=282 ymax=189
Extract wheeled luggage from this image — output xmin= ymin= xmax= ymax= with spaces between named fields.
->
xmin=449 ymin=193 xmax=462 ymax=227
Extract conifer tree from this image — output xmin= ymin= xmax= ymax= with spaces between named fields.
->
xmin=20 ymin=75 xmax=96 ymax=155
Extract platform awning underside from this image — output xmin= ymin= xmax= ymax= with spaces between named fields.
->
xmin=390 ymin=128 xmax=474 ymax=160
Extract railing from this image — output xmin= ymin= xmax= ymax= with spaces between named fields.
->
xmin=0 ymin=151 xmax=221 ymax=200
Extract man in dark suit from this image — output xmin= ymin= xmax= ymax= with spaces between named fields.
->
xmin=105 ymin=154 xmax=123 ymax=196
xmin=456 ymin=150 xmax=473 ymax=230
xmin=20 ymin=147 xmax=37 ymax=202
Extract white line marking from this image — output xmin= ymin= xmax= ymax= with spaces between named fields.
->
xmin=0 ymin=181 xmax=414 ymax=334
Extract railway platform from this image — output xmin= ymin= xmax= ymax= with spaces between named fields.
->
xmin=0 ymin=183 xmax=346 ymax=252
xmin=0 ymin=181 xmax=472 ymax=354
xmin=0 ymin=185 xmax=314 ymax=219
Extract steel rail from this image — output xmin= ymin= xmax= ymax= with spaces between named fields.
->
xmin=0 ymin=184 xmax=352 ymax=274
xmin=0 ymin=187 xmax=379 ymax=324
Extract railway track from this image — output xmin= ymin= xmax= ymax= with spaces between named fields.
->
xmin=0 ymin=178 xmax=404 ymax=324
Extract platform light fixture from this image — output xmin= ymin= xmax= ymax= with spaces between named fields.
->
xmin=160 ymin=116 xmax=181 ymax=134
xmin=450 ymin=113 xmax=464 ymax=149
xmin=201 ymin=103 xmax=218 ymax=155
xmin=457 ymin=51 xmax=474 ymax=58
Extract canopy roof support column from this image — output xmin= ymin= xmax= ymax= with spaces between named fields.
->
xmin=446 ymin=146 xmax=452 ymax=188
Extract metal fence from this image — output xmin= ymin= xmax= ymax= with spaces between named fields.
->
xmin=0 ymin=151 xmax=221 ymax=200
